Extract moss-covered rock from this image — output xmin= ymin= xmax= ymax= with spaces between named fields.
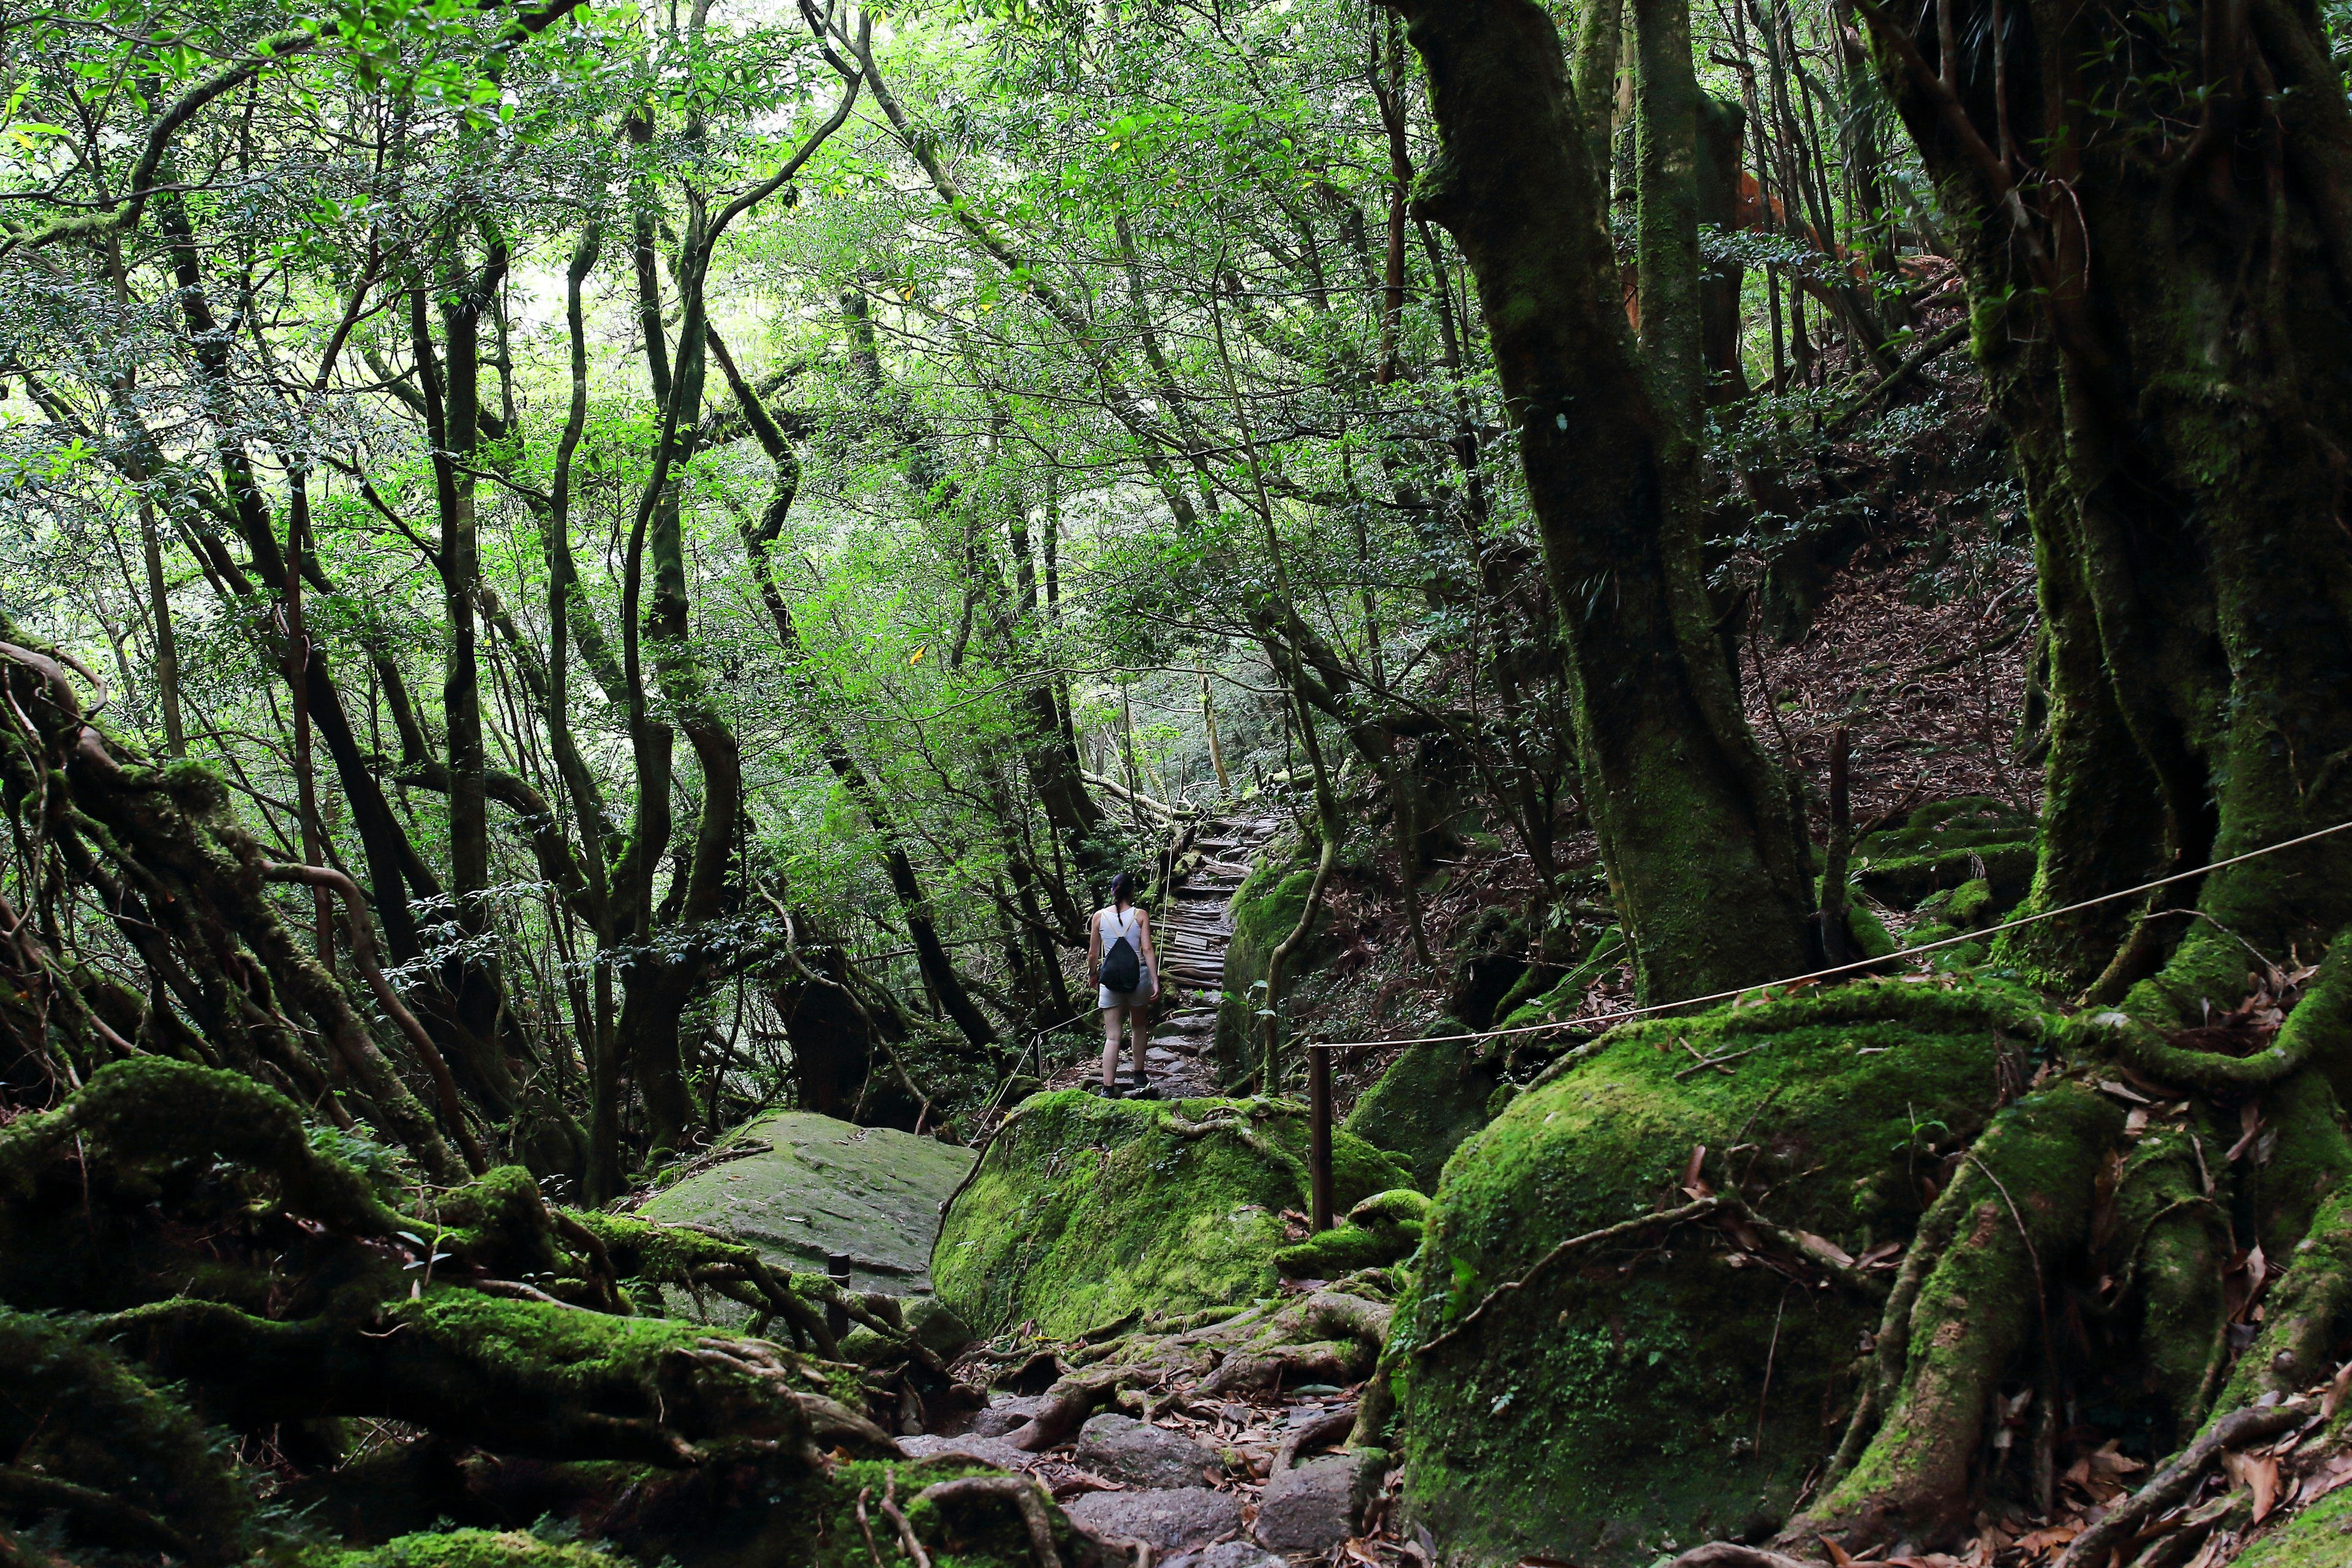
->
xmin=1392 ymin=979 xmax=2057 ymax=1567
xmin=1342 ymin=1031 xmax=1499 ymax=1191
xmin=1444 ymin=908 xmax=1528 ymax=1031
xmin=295 ymin=1452 xmax=1099 ymax=1568
xmin=1494 ymin=926 xmax=1627 ymax=1032
xmin=1851 ymin=797 xmax=2035 ymax=910
xmin=1274 ymin=1189 xmax=1431 ymax=1278
xmin=932 ymin=1090 xmax=1409 ymax=1337
xmin=304 ymin=1530 xmax=615 ymax=1568
xmin=636 ymin=1112 xmax=976 ymax=1299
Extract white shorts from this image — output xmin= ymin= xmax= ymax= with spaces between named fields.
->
xmin=1099 ymin=963 xmax=1154 ymax=1010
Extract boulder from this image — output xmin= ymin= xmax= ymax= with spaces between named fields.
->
xmin=1254 ymin=1450 xmax=1384 ymax=1554
xmin=1342 ymin=1034 xmax=1498 ymax=1191
xmin=1273 ymin=1188 xmax=1429 ymax=1279
xmin=903 ymin=1295 xmax=974 ymax=1361
xmin=1850 ymin=795 xmax=2036 ymax=910
xmin=1065 ymin=1487 xmax=1241 ymax=1551
xmin=932 ymin=1090 xmax=1409 ymax=1337
xmin=1073 ymin=1412 xmax=1217 ymax=1490
xmin=894 ymin=1433 xmax=1036 ymax=1471
xmin=1393 ymin=979 xmax=2064 ymax=1568
xmin=967 ymin=1393 xmax=1045 ymax=1439
xmin=636 ymin=1111 xmax=976 ymax=1297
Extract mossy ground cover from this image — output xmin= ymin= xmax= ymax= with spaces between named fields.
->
xmin=1391 ymin=979 xmax=2054 ymax=1566
xmin=2233 ymin=1487 xmax=2352 ymax=1568
xmin=932 ymin=1090 xmax=1408 ymax=1337
xmin=1851 ymin=796 xmax=2036 ymax=911
xmin=637 ymin=1112 xmax=976 ymax=1301
xmin=292 ymin=1453 xmax=1076 ymax=1568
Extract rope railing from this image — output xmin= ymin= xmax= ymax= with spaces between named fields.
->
xmin=1298 ymin=817 xmax=2352 ymax=1054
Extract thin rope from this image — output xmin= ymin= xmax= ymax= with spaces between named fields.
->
xmin=1303 ymin=816 xmax=2352 ymax=1052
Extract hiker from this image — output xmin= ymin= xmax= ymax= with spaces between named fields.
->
xmin=1090 ymin=870 xmax=1160 ymax=1093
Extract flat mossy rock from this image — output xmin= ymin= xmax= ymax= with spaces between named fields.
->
xmin=1852 ymin=796 xmax=2036 ymax=910
xmin=638 ymin=1112 xmax=976 ymax=1295
xmin=1343 ymin=1034 xmax=1498 ymax=1191
xmin=1393 ymin=979 xmax=2054 ymax=1567
xmin=933 ymin=1090 xmax=1410 ymax=1337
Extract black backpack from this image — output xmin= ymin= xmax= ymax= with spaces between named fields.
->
xmin=1100 ymin=911 xmax=1142 ymax=992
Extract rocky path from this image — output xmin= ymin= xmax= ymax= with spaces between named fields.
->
xmin=1042 ymin=810 xmax=1278 ymax=1098
xmin=1121 ymin=813 xmax=1281 ymax=1100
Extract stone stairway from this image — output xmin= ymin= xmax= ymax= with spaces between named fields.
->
xmin=1117 ymin=813 xmax=1281 ymax=1099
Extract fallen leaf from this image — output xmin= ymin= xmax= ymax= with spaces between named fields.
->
xmin=1681 ymin=1144 xmax=1712 ymax=1199
xmin=2098 ymin=1079 xmax=2155 ymax=1104
xmin=2011 ymin=1524 xmax=2078 ymax=1554
xmin=2125 ymin=1107 xmax=2150 ymax=1136
xmin=2224 ymin=1449 xmax=2282 ymax=1521
xmin=2325 ymin=1360 xmax=2352 ymax=1420
xmin=2228 ymin=1102 xmax=2265 ymax=1161
xmin=1797 ymin=1231 xmax=1858 ymax=1268
xmin=1820 ymin=1536 xmax=1855 ymax=1567
xmin=2301 ymin=1453 xmax=2352 ymax=1504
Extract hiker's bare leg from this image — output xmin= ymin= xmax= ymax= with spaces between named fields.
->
xmin=1101 ymin=1005 xmax=1126 ymax=1088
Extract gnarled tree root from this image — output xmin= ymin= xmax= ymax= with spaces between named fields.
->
xmin=2051 ymin=1397 xmax=2315 ymax=1568
xmin=1786 ymin=1080 xmax=2120 ymax=1554
xmin=1003 ymin=1292 xmax=1389 ymax=1451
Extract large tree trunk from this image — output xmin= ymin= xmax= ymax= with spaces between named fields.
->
xmin=1381 ymin=0 xmax=1820 ymax=1000
xmin=1863 ymin=0 xmax=2352 ymax=1006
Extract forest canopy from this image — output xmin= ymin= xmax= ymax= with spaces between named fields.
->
xmin=9 ymin=0 xmax=2352 ymax=1562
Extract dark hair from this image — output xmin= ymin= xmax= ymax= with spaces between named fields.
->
xmin=1110 ymin=871 xmax=1137 ymax=908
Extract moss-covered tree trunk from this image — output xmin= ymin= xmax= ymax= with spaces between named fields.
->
xmin=1862 ymin=0 xmax=2352 ymax=1009
xmin=1379 ymin=0 xmax=1819 ymax=1001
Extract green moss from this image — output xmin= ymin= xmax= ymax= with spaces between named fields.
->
xmin=1393 ymin=979 xmax=2057 ymax=1567
xmin=304 ymin=1530 xmax=614 ymax=1568
xmin=2108 ymin=1109 xmax=2231 ymax=1441
xmin=932 ymin=1090 xmax=1408 ymax=1337
xmin=765 ymin=1455 xmax=1098 ymax=1568
xmin=1214 ymin=849 xmax=1327 ymax=1080
xmin=0 ymin=1309 xmax=251 ymax=1561
xmin=2231 ymin=1485 xmax=2352 ymax=1567
xmin=1495 ymin=927 xmax=1627 ymax=1031
xmin=1851 ymin=798 xmax=2036 ymax=910
xmin=1273 ymin=1189 xmax=1430 ymax=1280
xmin=1343 ymin=1030 xmax=1499 ymax=1191
xmin=434 ymin=1167 xmax=568 ymax=1281
xmin=1847 ymin=900 xmax=1899 ymax=960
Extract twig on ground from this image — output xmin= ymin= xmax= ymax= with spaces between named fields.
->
xmin=1412 ymin=1199 xmax=1725 ymax=1359
xmin=854 ymin=1487 xmax=887 ymax=1568
xmin=879 ymin=1468 xmax=933 ymax=1568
